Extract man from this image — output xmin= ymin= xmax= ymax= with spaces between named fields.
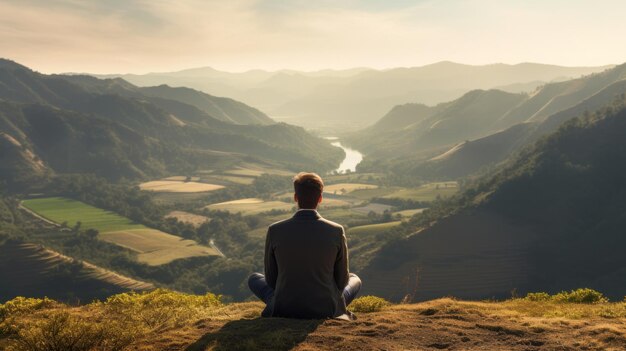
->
xmin=248 ymin=172 xmax=362 ymax=319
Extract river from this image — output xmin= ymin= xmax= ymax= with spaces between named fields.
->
xmin=329 ymin=139 xmax=364 ymax=174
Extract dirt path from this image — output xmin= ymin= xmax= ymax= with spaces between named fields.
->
xmin=142 ymin=299 xmax=626 ymax=351
xmin=18 ymin=201 xmax=61 ymax=227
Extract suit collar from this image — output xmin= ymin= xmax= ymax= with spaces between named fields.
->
xmin=293 ymin=209 xmax=321 ymax=219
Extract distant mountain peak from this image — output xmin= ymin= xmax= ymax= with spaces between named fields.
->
xmin=0 ymin=58 xmax=31 ymax=71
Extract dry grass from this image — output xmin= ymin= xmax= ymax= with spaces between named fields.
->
xmin=3 ymin=296 xmax=625 ymax=351
xmin=139 ymin=181 xmax=224 ymax=193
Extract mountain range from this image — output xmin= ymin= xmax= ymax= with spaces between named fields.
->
xmin=350 ymin=63 xmax=626 ymax=179
xmin=95 ymin=62 xmax=612 ymax=130
xmin=362 ymin=98 xmax=626 ymax=301
xmin=0 ymin=59 xmax=344 ymax=188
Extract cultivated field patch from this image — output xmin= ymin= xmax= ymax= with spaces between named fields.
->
xmin=22 ymin=197 xmax=144 ymax=232
xmin=348 ymin=221 xmax=402 ymax=236
xmin=394 ymin=208 xmax=427 ymax=217
xmin=383 ymin=182 xmax=458 ymax=201
xmin=223 ymin=163 xmax=293 ymax=177
xmin=324 ymin=183 xmax=379 ymax=195
xmin=163 ymin=176 xmax=200 ymax=181
xmin=205 ymin=198 xmax=294 ymax=215
xmin=139 ymin=180 xmax=224 ymax=193
xmin=352 ymin=202 xmax=393 ymax=215
xmin=22 ymin=197 xmax=219 ymax=265
xmin=99 ymin=229 xmax=220 ymax=265
xmin=165 ymin=211 xmax=210 ymax=227
xmin=209 ymin=175 xmax=256 ymax=185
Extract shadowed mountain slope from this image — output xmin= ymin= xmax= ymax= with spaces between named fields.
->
xmin=419 ymin=73 xmax=626 ymax=179
xmin=346 ymin=89 xmax=527 ymax=158
xmin=362 ymin=101 xmax=626 ymax=302
xmin=0 ymin=240 xmax=153 ymax=303
xmin=353 ymin=63 xmax=626 ymax=179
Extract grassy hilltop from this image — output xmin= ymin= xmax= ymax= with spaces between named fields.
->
xmin=1 ymin=289 xmax=625 ymax=351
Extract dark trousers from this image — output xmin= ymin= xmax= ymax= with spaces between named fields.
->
xmin=248 ymin=272 xmax=362 ymax=306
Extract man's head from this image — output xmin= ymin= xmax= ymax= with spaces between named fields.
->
xmin=293 ymin=172 xmax=324 ymax=209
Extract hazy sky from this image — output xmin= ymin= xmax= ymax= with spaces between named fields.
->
xmin=1 ymin=0 xmax=624 ymax=73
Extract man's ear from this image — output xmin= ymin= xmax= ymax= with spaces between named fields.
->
xmin=318 ymin=193 xmax=323 ymax=204
xmin=294 ymin=193 xmax=298 ymax=204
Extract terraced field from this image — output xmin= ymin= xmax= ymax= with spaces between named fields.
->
xmin=139 ymin=180 xmax=224 ymax=193
xmin=0 ymin=241 xmax=153 ymax=303
xmin=205 ymin=198 xmax=294 ymax=215
xmin=22 ymin=197 xmax=220 ymax=265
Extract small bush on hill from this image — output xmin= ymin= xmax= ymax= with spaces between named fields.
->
xmin=552 ymin=288 xmax=608 ymax=304
xmin=0 ymin=297 xmax=57 ymax=322
xmin=349 ymin=296 xmax=390 ymax=313
xmin=7 ymin=311 xmax=136 ymax=351
xmin=523 ymin=292 xmax=551 ymax=302
xmin=102 ymin=288 xmax=222 ymax=329
xmin=523 ymin=288 xmax=608 ymax=304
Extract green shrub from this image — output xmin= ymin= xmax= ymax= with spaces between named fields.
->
xmin=523 ymin=292 xmax=551 ymax=302
xmin=7 ymin=311 xmax=137 ymax=351
xmin=552 ymin=288 xmax=608 ymax=304
xmin=102 ymin=288 xmax=222 ymax=329
xmin=349 ymin=296 xmax=390 ymax=313
xmin=0 ymin=297 xmax=57 ymax=321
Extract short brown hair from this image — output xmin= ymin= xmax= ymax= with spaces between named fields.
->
xmin=293 ymin=172 xmax=324 ymax=209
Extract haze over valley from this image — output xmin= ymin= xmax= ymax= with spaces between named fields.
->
xmin=2 ymin=1 xmax=626 ymax=350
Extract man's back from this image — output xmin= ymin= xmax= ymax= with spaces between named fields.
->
xmin=264 ymin=209 xmax=349 ymax=319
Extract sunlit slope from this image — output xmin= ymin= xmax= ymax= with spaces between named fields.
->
xmin=363 ymin=103 xmax=626 ymax=302
xmin=0 ymin=241 xmax=153 ymax=303
xmin=2 ymin=291 xmax=625 ymax=351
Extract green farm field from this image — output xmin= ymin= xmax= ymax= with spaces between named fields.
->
xmin=22 ymin=197 xmax=145 ymax=232
xmin=383 ymin=182 xmax=458 ymax=201
xmin=205 ymin=198 xmax=295 ymax=215
xmin=22 ymin=197 xmax=220 ymax=265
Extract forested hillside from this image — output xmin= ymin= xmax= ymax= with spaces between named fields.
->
xmin=362 ymin=99 xmax=626 ymax=302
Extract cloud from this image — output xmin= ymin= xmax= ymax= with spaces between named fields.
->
xmin=0 ymin=0 xmax=624 ymax=73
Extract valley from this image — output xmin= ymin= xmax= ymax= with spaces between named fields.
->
xmin=3 ymin=3 xmax=626 ymax=350
xmin=2 ymin=56 xmax=626 ymax=316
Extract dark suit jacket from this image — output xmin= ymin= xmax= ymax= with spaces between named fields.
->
xmin=263 ymin=209 xmax=350 ymax=319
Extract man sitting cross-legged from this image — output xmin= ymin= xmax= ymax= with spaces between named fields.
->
xmin=248 ymin=172 xmax=362 ymax=320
